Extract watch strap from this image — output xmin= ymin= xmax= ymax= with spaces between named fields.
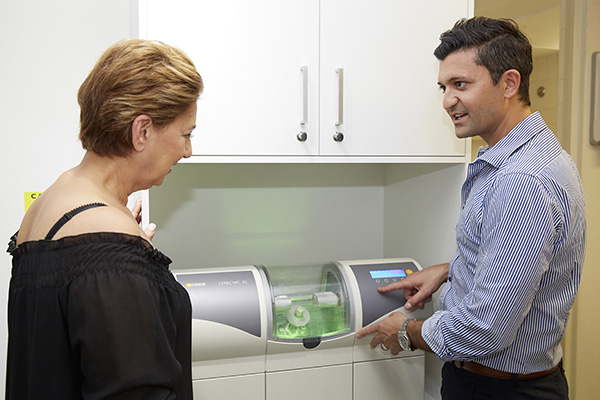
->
xmin=398 ymin=318 xmax=415 ymax=351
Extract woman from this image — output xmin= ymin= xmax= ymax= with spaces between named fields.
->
xmin=6 ymin=39 xmax=203 ymax=399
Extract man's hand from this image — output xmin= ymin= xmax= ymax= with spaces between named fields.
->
xmin=379 ymin=263 xmax=449 ymax=310
xmin=356 ymin=312 xmax=408 ymax=356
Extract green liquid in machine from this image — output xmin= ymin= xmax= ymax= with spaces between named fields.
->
xmin=274 ymin=304 xmax=349 ymax=339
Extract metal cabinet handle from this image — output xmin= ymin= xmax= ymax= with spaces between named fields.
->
xmin=300 ymin=66 xmax=308 ymax=126
xmin=297 ymin=131 xmax=308 ymax=142
xmin=336 ymin=68 xmax=344 ymax=126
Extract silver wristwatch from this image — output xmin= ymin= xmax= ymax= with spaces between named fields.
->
xmin=398 ymin=319 xmax=415 ymax=351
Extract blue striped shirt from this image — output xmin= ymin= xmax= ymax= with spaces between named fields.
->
xmin=421 ymin=112 xmax=586 ymax=374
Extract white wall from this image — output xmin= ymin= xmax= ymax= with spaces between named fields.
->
xmin=150 ymin=163 xmax=387 ymax=268
xmin=0 ymin=0 xmax=135 ymax=394
xmin=560 ymin=1 xmax=600 ymax=398
xmin=530 ymin=52 xmax=560 ymax=141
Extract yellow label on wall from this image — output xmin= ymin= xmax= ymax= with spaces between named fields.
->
xmin=24 ymin=192 xmax=43 ymax=212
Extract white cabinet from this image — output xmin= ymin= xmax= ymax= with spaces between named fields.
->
xmin=193 ymin=374 xmax=265 ymax=400
xmin=266 ymin=365 xmax=353 ymax=400
xmin=140 ymin=0 xmax=320 ymax=157
xmin=140 ymin=0 xmax=468 ymax=159
xmin=320 ymin=0 xmax=467 ymax=157
xmin=354 ymin=357 xmax=425 ymax=400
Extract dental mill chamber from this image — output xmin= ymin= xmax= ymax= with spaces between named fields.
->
xmin=174 ymin=258 xmax=432 ymax=400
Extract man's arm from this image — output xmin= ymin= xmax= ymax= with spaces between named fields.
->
xmin=356 ymin=263 xmax=448 ymax=354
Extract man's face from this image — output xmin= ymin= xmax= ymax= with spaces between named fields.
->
xmin=437 ymin=48 xmax=507 ymax=147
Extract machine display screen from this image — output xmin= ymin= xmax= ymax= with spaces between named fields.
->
xmin=369 ymin=269 xmax=406 ymax=279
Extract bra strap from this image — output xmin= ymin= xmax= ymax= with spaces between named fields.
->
xmin=45 ymin=203 xmax=108 ymax=240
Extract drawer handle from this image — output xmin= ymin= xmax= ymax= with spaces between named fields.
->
xmin=335 ymin=68 xmax=344 ymax=126
xmin=300 ymin=66 xmax=308 ymax=126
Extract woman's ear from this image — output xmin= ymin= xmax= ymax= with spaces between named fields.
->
xmin=502 ymin=69 xmax=522 ymax=100
xmin=131 ymin=114 xmax=153 ymax=152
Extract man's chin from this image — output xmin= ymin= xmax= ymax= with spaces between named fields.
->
xmin=454 ymin=128 xmax=477 ymax=140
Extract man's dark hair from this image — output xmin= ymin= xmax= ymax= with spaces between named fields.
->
xmin=434 ymin=17 xmax=533 ymax=106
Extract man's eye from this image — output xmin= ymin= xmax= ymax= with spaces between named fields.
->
xmin=456 ymin=81 xmax=466 ymax=89
xmin=439 ymin=85 xmax=446 ymax=93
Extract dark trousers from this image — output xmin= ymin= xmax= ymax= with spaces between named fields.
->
xmin=441 ymin=361 xmax=569 ymax=400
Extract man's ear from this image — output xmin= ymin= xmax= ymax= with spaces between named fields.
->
xmin=502 ymin=69 xmax=521 ymax=100
xmin=131 ymin=114 xmax=153 ymax=152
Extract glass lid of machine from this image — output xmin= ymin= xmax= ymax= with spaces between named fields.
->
xmin=261 ymin=263 xmax=352 ymax=341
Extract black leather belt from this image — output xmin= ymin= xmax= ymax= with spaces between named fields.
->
xmin=453 ymin=361 xmax=559 ymax=380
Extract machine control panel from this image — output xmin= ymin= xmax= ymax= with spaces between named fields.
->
xmin=349 ymin=261 xmax=418 ymax=327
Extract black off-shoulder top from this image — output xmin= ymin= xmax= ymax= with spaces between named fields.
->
xmin=6 ymin=232 xmax=192 ymax=399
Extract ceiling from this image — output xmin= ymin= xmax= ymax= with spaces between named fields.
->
xmin=475 ymin=0 xmax=560 ymax=55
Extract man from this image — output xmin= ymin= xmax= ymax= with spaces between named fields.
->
xmin=356 ymin=17 xmax=586 ymax=400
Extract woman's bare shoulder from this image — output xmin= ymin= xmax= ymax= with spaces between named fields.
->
xmin=19 ymin=198 xmax=142 ymax=243
xmin=52 ymin=204 xmax=142 ymax=239
xmin=17 ymin=168 xmax=146 ymax=243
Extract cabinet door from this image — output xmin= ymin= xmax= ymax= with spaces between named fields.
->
xmin=193 ymin=374 xmax=264 ymax=400
xmin=354 ymin=357 xmax=425 ymax=400
xmin=320 ymin=0 xmax=468 ymax=156
xmin=267 ymin=364 xmax=353 ymax=400
xmin=142 ymin=0 xmax=320 ymax=156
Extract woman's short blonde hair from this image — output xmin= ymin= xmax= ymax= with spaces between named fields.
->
xmin=78 ymin=39 xmax=204 ymax=157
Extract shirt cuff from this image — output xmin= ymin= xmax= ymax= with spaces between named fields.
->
xmin=422 ymin=311 xmax=461 ymax=362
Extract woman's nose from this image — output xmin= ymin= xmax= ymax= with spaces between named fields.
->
xmin=183 ymin=140 xmax=192 ymax=158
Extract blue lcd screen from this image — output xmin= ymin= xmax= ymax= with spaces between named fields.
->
xmin=369 ymin=269 xmax=407 ymax=279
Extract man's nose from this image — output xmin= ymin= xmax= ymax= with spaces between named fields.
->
xmin=443 ymin=90 xmax=459 ymax=111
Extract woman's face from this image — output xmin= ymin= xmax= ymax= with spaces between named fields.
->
xmin=144 ymin=103 xmax=197 ymax=187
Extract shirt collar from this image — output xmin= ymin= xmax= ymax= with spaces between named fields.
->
xmin=474 ymin=112 xmax=547 ymax=168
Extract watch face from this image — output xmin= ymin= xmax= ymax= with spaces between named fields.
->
xmin=400 ymin=335 xmax=410 ymax=350
xmin=398 ymin=332 xmax=409 ymax=350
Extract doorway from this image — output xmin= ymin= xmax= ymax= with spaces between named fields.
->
xmin=472 ymin=0 xmax=561 ymax=160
